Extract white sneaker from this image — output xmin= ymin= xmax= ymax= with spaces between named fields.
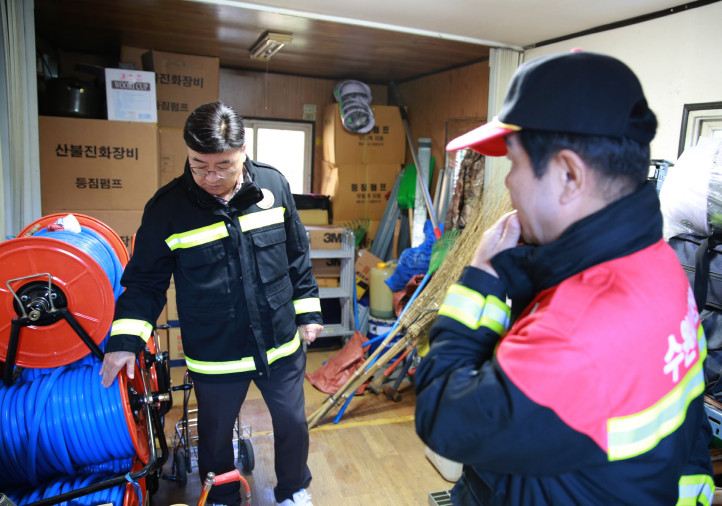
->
xmin=276 ymin=489 xmax=313 ymax=506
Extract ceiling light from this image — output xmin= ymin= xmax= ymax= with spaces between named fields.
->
xmin=250 ymin=32 xmax=293 ymax=60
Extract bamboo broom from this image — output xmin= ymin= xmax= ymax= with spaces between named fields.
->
xmin=307 ymin=188 xmax=512 ymax=428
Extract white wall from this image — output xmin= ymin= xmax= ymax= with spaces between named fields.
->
xmin=524 ymin=2 xmax=722 ymax=163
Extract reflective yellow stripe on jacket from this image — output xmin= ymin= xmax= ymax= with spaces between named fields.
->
xmin=438 ymin=284 xmax=511 ymax=336
xmin=110 ymin=319 xmax=154 ymax=343
xmin=165 ymin=222 xmax=229 ymax=251
xmin=185 ymin=331 xmax=301 ymax=375
xmin=607 ymin=325 xmax=707 ymax=461
xmin=294 ymin=298 xmax=321 ymax=314
xmin=239 ymin=207 xmax=285 ymax=232
xmin=676 ymin=474 xmax=714 ymax=506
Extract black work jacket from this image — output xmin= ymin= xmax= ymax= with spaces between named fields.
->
xmin=105 ymin=159 xmax=322 ymax=383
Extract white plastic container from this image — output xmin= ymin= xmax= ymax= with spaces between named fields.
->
xmin=369 ymin=262 xmax=395 ymax=319
xmin=425 ymin=446 xmax=463 ymax=482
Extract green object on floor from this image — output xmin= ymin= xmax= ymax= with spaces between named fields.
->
xmin=398 ymin=157 xmax=435 ymax=210
xmin=428 ymin=229 xmax=462 ymax=275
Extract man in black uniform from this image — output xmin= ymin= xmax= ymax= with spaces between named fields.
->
xmin=100 ymin=102 xmax=323 ymax=506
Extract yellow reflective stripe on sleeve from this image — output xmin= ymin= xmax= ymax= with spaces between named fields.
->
xmin=185 ymin=356 xmax=256 ymax=375
xmin=607 ymin=359 xmax=705 ymax=461
xmin=294 ymin=298 xmax=321 ymax=314
xmin=677 ymin=474 xmax=714 ymax=506
xmin=239 ymin=207 xmax=285 ymax=232
xmin=165 ymin=222 xmax=229 ymax=251
xmin=268 ymin=331 xmax=301 ymax=364
xmin=479 ymin=295 xmax=511 ymax=336
xmin=110 ymin=319 xmax=154 ymax=343
xmin=438 ymin=284 xmax=486 ymax=329
xmin=184 ymin=331 xmax=301 ymax=375
xmin=699 ymin=325 xmax=708 ymax=362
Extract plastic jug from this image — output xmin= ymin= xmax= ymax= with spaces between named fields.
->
xmin=370 ymin=262 xmax=396 ymax=319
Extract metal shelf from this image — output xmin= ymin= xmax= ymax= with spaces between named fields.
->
xmin=309 ymin=249 xmax=354 ymax=259
xmin=306 ymin=228 xmax=356 ymax=339
xmin=319 ymin=287 xmax=352 ymax=299
xmin=320 ymin=324 xmax=355 ymax=337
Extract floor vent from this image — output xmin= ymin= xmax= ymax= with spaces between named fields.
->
xmin=428 ymin=490 xmax=453 ymax=506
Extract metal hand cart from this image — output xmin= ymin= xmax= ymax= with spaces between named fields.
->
xmin=163 ymin=369 xmax=255 ymax=488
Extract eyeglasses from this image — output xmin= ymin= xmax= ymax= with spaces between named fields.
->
xmin=190 ymin=166 xmax=237 ymax=179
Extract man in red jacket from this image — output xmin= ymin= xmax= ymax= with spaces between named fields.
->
xmin=415 ymin=51 xmax=713 ymax=505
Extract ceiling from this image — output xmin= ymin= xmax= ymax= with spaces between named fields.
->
xmin=34 ymin=0 xmax=688 ymax=83
xmin=222 ymin=0 xmax=688 ymax=48
xmin=34 ymin=0 xmax=490 ymax=83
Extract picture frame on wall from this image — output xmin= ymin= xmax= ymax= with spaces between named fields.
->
xmin=678 ymin=101 xmax=722 ymax=157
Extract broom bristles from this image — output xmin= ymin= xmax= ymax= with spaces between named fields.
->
xmin=306 ymin=190 xmax=513 ymax=427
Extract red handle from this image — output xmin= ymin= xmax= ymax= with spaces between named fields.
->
xmin=213 ymin=469 xmax=241 ymax=485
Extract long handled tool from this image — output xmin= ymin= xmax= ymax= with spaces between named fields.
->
xmin=307 ymin=230 xmax=462 ymax=428
xmin=383 ymin=347 xmax=417 ymax=402
xmin=390 ymin=82 xmax=442 ymax=240
xmin=369 ymin=339 xmax=417 ymax=395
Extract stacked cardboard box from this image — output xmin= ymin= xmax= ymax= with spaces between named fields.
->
xmin=141 ymin=50 xmax=220 ymax=129
xmin=320 ymin=104 xmax=405 ymax=242
xmin=39 ymin=116 xmax=158 ymax=254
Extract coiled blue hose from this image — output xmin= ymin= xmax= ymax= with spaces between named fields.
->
xmin=33 ymin=226 xmax=123 ymax=300
xmin=0 ymin=364 xmax=136 ymax=488
xmin=4 ymin=473 xmax=127 ymax=506
xmin=79 ymin=458 xmax=133 ymax=476
xmin=20 ymin=225 xmax=122 ymax=381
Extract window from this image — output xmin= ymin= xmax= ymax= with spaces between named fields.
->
xmin=244 ymin=120 xmax=313 ymax=194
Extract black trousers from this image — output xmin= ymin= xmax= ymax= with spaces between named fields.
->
xmin=194 ymin=352 xmax=312 ymax=505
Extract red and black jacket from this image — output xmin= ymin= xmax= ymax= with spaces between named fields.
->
xmin=415 ymin=183 xmax=713 ymax=506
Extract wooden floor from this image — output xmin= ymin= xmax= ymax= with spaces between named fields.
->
xmin=153 ymin=347 xmax=451 ymax=506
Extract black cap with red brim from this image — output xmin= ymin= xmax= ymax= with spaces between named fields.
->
xmin=446 ymin=51 xmax=656 ymax=157
xmin=445 ymin=117 xmax=521 ymax=157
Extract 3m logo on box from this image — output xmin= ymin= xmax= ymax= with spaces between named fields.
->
xmin=324 ymin=232 xmax=342 ymax=244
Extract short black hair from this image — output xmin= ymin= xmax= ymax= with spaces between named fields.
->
xmin=184 ymin=101 xmax=245 ymax=154
xmin=516 ymin=104 xmax=657 ymax=194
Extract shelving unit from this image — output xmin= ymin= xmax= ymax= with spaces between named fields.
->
xmin=308 ymin=228 xmax=356 ymax=340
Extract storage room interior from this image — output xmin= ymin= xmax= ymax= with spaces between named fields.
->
xmin=1 ymin=0 xmax=722 ymax=505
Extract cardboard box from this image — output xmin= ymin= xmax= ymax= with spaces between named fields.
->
xmin=305 ymin=225 xmax=344 ymax=250
xmin=120 ymin=46 xmax=149 ymax=70
xmin=169 ymin=328 xmax=185 ymax=362
xmin=312 ymin=258 xmax=342 ymax=277
xmin=316 ymin=277 xmax=340 ymax=288
xmin=43 ymin=209 xmax=143 ymax=255
xmin=156 ymin=305 xmax=168 ymax=327
xmin=355 ymin=249 xmax=382 ymax=299
xmin=297 ymin=209 xmax=328 ymax=226
xmin=323 ymin=104 xmax=406 ymax=164
xmin=105 ymin=68 xmax=158 ymax=123
xmin=142 ymin=50 xmax=220 ymax=128
xmin=321 ymin=161 xmax=400 ymax=222
xmin=39 ymin=116 xmax=159 ymax=211
xmin=159 ymin=126 xmax=187 ymax=186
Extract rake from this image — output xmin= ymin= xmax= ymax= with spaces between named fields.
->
xmin=342 ymin=217 xmax=370 ymax=248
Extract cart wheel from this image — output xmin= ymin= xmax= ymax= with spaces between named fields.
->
xmin=240 ymin=438 xmax=255 ymax=473
xmin=185 ymin=450 xmax=192 ymax=470
xmin=175 ymin=453 xmax=188 ymax=488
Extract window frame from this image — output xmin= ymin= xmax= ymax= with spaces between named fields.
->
xmin=244 ymin=117 xmax=315 ymax=193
